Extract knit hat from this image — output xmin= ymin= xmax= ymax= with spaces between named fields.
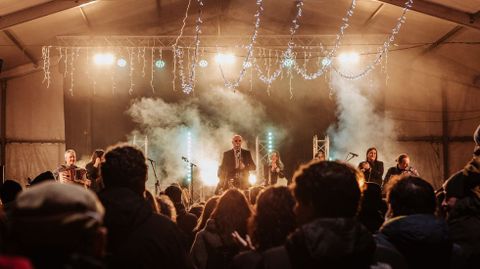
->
xmin=9 ymin=182 xmax=104 ymax=251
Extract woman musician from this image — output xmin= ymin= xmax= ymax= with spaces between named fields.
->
xmin=264 ymin=151 xmax=285 ymax=186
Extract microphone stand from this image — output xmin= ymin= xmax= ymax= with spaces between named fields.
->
xmin=148 ymin=158 xmax=160 ymax=196
xmin=181 ymin=157 xmax=197 ymax=207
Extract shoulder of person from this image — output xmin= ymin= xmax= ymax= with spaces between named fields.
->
xmin=262 ymin=246 xmax=291 ymax=269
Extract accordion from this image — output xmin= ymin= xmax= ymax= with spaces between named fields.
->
xmin=58 ymin=166 xmax=89 ymax=187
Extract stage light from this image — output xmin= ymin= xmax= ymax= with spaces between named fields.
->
xmin=155 ymin=59 xmax=166 ymax=69
xmin=338 ymin=52 xmax=359 ymax=64
xmin=248 ymin=173 xmax=257 ymax=185
xmin=94 ymin=53 xmax=114 ymax=65
xmin=186 ymin=132 xmax=192 ymax=183
xmin=199 ymin=159 xmax=220 ymax=186
xmin=215 ymin=53 xmax=235 ymax=65
xmin=117 ymin=58 xmax=127 ymax=67
xmin=199 ymin=59 xmax=208 ymax=68
xmin=282 ymin=58 xmax=295 ymax=68
xmin=267 ymin=132 xmax=274 ymax=153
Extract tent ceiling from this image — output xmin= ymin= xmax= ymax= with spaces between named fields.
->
xmin=0 ymin=0 xmax=479 ymax=74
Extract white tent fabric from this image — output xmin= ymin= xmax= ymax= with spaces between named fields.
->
xmin=5 ymin=70 xmax=65 ymax=185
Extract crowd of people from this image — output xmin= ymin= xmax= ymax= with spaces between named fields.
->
xmin=0 ymin=125 xmax=478 ymax=269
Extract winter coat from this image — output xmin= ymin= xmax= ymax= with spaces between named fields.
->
xmin=99 ymin=187 xmax=192 ymax=269
xmin=260 ymin=218 xmax=375 ymax=269
xmin=378 ymin=214 xmax=452 ymax=269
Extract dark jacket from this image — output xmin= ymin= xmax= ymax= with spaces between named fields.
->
xmin=217 ymin=149 xmax=256 ymax=190
xmin=448 ymin=196 xmax=480 ymax=267
xmin=260 ymin=218 xmax=375 ymax=269
xmin=378 ymin=214 xmax=452 ymax=269
xmin=383 ymin=166 xmax=419 ymax=187
xmin=85 ymin=162 xmax=103 ymax=192
xmin=190 ymin=219 xmax=240 ymax=269
xmin=99 ymin=187 xmax=192 ymax=269
xmin=367 ymin=160 xmax=384 ymax=186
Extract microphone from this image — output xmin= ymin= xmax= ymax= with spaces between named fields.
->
xmin=349 ymin=152 xmax=359 ymax=157
xmin=181 ymin=156 xmax=188 ymax=162
xmin=147 ymin=158 xmax=155 ymax=163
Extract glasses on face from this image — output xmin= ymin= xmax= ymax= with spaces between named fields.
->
xmin=234 ymin=140 xmax=242 ymax=142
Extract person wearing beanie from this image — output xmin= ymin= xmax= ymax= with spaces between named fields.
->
xmin=4 ymin=182 xmax=106 ymax=269
xmin=442 ymin=123 xmax=480 ymax=267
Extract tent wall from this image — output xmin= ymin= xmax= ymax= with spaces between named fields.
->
xmin=385 ymin=52 xmax=479 ymax=188
xmin=5 ymin=70 xmax=65 ymax=185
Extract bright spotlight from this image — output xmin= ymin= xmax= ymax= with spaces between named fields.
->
xmin=94 ymin=53 xmax=114 ymax=65
xmin=199 ymin=159 xmax=220 ymax=186
xmin=215 ymin=53 xmax=235 ymax=65
xmin=248 ymin=173 xmax=257 ymax=185
xmin=282 ymin=58 xmax=295 ymax=68
xmin=199 ymin=59 xmax=208 ymax=68
xmin=155 ymin=59 xmax=166 ymax=69
xmin=338 ymin=52 xmax=360 ymax=64
xmin=117 ymin=58 xmax=127 ymax=67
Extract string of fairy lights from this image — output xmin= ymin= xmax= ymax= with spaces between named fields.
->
xmin=41 ymin=0 xmax=415 ymax=95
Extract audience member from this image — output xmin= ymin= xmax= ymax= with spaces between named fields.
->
xmin=165 ymin=184 xmax=198 ymax=248
xmin=357 ymin=182 xmax=386 ymax=233
xmin=85 ymin=149 xmax=105 ymax=192
xmin=0 ymin=180 xmax=23 ymax=212
xmin=260 ymin=161 xmax=375 ymax=269
xmin=379 ymin=176 xmax=454 ymax=269
xmin=233 ymin=186 xmax=296 ymax=269
xmin=5 ymin=182 xmax=106 ymax=269
xmin=28 ymin=171 xmax=55 ymax=186
xmin=99 ymin=144 xmax=192 ymax=269
xmin=189 ymin=204 xmax=205 ymax=219
xmin=194 ymin=196 xmax=219 ymax=234
xmin=442 ymin=124 xmax=480 ymax=267
xmin=190 ymin=189 xmax=252 ymax=269
xmin=156 ymin=194 xmax=177 ymax=222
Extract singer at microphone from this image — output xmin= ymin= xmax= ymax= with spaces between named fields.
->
xmin=216 ymin=134 xmax=256 ymax=193
xmin=383 ymin=153 xmax=419 ymax=187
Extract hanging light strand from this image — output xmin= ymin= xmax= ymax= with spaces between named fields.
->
xmin=218 ymin=0 xmax=264 ymax=90
xmin=333 ymin=0 xmax=413 ymax=80
xmin=173 ymin=0 xmax=204 ymax=94
xmin=293 ymin=0 xmax=357 ymax=80
xmin=254 ymin=0 xmax=304 ymax=86
xmin=41 ymin=46 xmax=52 ymax=88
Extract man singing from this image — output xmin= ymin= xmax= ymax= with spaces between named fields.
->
xmin=217 ymin=135 xmax=256 ymax=193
